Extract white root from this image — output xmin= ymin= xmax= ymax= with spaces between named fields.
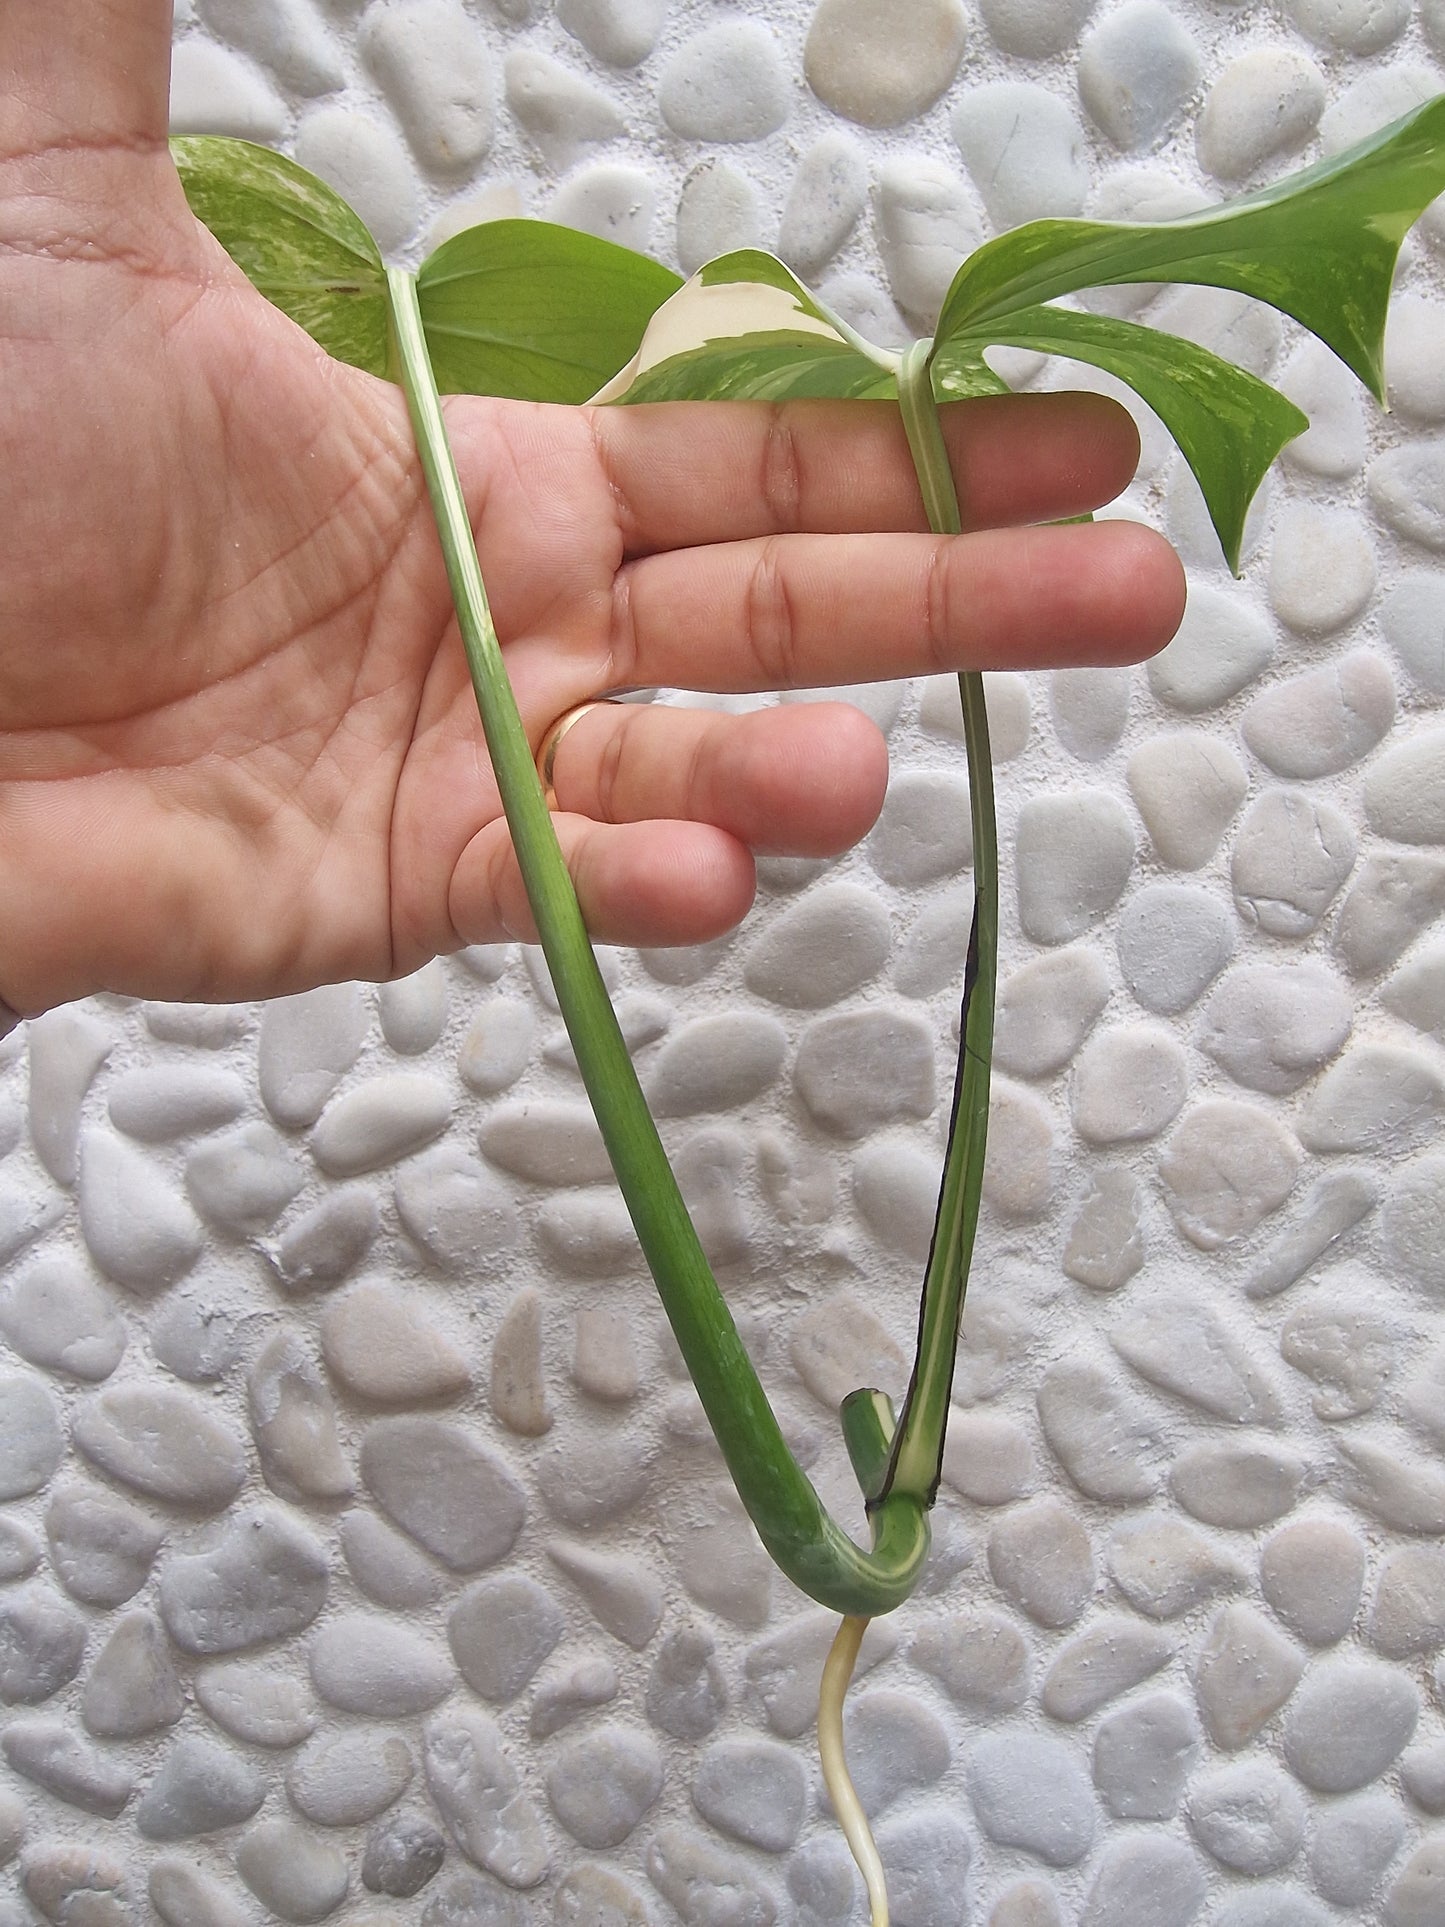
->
xmin=818 ymin=1614 xmax=889 ymax=1926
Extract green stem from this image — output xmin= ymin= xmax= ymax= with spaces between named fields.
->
xmin=880 ymin=341 xmax=998 ymax=1507
xmin=385 ymin=266 xmax=929 ymax=1616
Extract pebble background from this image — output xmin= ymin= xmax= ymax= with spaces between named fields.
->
xmin=4 ymin=0 xmax=1445 ymax=1921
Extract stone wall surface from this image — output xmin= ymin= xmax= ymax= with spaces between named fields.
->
xmin=3 ymin=0 xmax=1445 ymax=1921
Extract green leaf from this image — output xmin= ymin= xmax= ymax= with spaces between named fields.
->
xmin=934 ymin=95 xmax=1445 ymax=401
xmin=416 ymin=221 xmax=683 ymax=403
xmin=934 ymin=307 xmax=1307 ymax=570
xmin=171 ymin=136 xmax=388 ymax=378
xmin=591 ymin=249 xmax=899 ymax=405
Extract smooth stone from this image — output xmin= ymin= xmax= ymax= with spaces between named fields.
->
xmin=422 ymin=1709 xmax=549 ymax=1890
xmin=186 ymin=1121 xmax=306 ymax=1235
xmin=1244 ymin=652 xmax=1395 ymax=782
xmin=866 ymin=1811 xmax=971 ymax=1927
xmin=1381 ymin=568 xmax=1445 ymax=697
xmin=557 ymin=0 xmax=665 ymax=65
xmin=1016 ymin=790 xmax=1134 ymax=943
xmin=1402 ymin=1743 xmax=1445 ymax=1815
xmin=1077 ymin=0 xmax=1200 ymax=150
xmin=1197 ymin=46 xmax=1325 ymax=180
xmin=143 ymin=1001 xmax=251 ymax=1047
xmin=1117 ymin=882 xmax=1235 ymax=1018
xmin=312 ymin=1073 xmax=451 ymax=1178
xmin=952 ymin=1280 xmax=1040 ymax=1408
xmin=743 ymin=883 xmax=889 ymax=1008
xmin=478 ymin=1101 xmax=611 ymax=1185
xmin=877 ymin=154 xmax=984 ymax=326
xmin=1386 ymin=1835 xmax=1445 ymax=1926
xmin=263 ymin=1185 xmax=380 ymax=1292
xmin=674 ymin=1124 xmax=751 ymax=1269
xmin=169 ymin=36 xmax=287 ymax=137
xmin=675 ymin=158 xmax=762 ymax=275
xmin=940 ymin=1409 xmax=1036 ymax=1506
xmin=745 ymin=1610 xmax=897 ymax=1740
xmin=362 ymin=1415 xmax=526 ymax=1571
xmin=531 ymin=1656 xmax=620 ymax=1742
xmin=1262 ymin=1516 xmax=1367 ymax=1645
xmin=1391 ymin=296 xmax=1445 ymax=417
xmin=1336 ymin=1431 xmax=1445 ymax=1533
xmin=804 ymin=0 xmax=965 ymax=128
xmin=778 ymin=132 xmax=867 ymax=276
xmin=1042 ymin=1616 xmax=1172 ymax=1722
xmin=1370 ymin=1544 xmax=1445 ymax=1657
xmin=952 ymin=81 xmax=1088 ymax=226
xmin=362 ymin=1810 xmax=447 ymax=1898
xmin=547 ymin=1726 xmax=663 ymax=1851
xmin=570 ymin=1305 xmax=639 ymax=1404
xmin=642 ymin=1624 xmax=726 ymax=1743
xmin=457 ymin=999 xmax=533 ymax=1096
xmin=1281 ymin=1296 xmax=1400 ymax=1419
xmin=1194 ymin=1604 xmax=1306 ymax=1750
xmin=46 ymin=1481 xmax=165 ymax=1608
xmin=78 ymin=1128 xmax=204 ymax=1295
xmin=1062 ymin=1167 xmax=1144 ymax=1291
xmin=0 ymin=1516 xmax=40 ymax=1582
xmin=646 ymin=1825 xmax=778 ymax=1925
xmin=258 ymin=983 xmax=368 ymax=1129
xmin=546 ymin=1540 xmax=662 ymax=1650
xmin=794 ymin=1009 xmax=934 ymax=1138
xmin=868 ymin=770 xmax=972 ymax=885
xmin=832 ymin=1691 xmax=950 ymax=1820
xmin=1147 ymin=583 xmax=1273 ymax=710
xmin=1299 ymin=1041 xmax=1445 ymax=1154
xmin=921 ymin=671 xmax=1031 ymax=757
xmin=150 ymin=1858 xmax=255 ymax=1927
xmin=979 ymin=0 xmax=1096 ymax=55
xmin=158 ymin=1504 xmax=328 ymax=1655
xmin=1370 ymin=442 xmax=1445 ymax=552
xmin=637 ymin=934 xmax=733 ymax=987
xmin=1279 ymin=334 xmax=1369 ymax=476
xmin=147 ymin=1293 xmax=247 ymax=1383
xmin=1336 ymin=851 xmax=1445 ymax=977
xmin=505 ymin=45 xmax=623 ymax=167
xmin=26 ymin=1007 xmax=114 ymax=1186
xmin=787 ymin=1833 xmax=858 ymax=1926
xmin=1037 ymin=1357 xmax=1165 ymax=1503
xmin=1080 ymin=1837 xmax=1206 ymax=1927
xmin=791 ymin=1289 xmax=908 ymax=1410
xmin=490 ymin=1288 xmax=552 ymax=1438
xmin=1188 ymin=1761 xmax=1306 ymax=1875
xmin=22 ymin=1846 xmax=131 ymax=1927
xmin=909 ymin=1608 xmax=1031 ymax=1715
xmin=1310 ymin=1791 xmax=1408 ymax=1907
xmin=983 ymin=1079 xmax=1056 ymax=1218
xmin=893 ymin=884 xmax=976 ymax=1001
xmin=994 ymin=946 xmax=1110 ymax=1077
xmin=448 ymin=1574 xmax=563 ymax=1702
xmin=1171 ymin=1438 xmax=1308 ymax=1528
xmin=320 ymin=1278 xmax=471 ymax=1403
xmin=289 ymin=1727 xmax=415 ymax=1828
xmin=988 ymin=1497 xmax=1095 ymax=1628
xmin=0 ymin=1370 xmax=64 ymax=1499
xmin=967 ymin=1729 xmax=1095 ymax=1866
xmin=248 ymin=1330 xmax=352 ymax=1505
xmin=362 ymin=0 xmax=492 ymax=172
xmin=1366 ymin=724 xmax=1445 ymax=846
xmin=309 ymin=1610 xmax=453 ymax=1717
xmin=1386 ymin=1152 xmax=1445 ymax=1297
xmin=341 ymin=1508 xmax=445 ymax=1611
xmin=3 ymin=1716 xmax=133 ymax=1816
xmin=1160 ymin=1101 xmax=1301 ymax=1248
xmin=0 ymin=1584 xmax=82 ymax=1704
xmin=1198 ymin=960 xmax=1352 ymax=1096
xmin=74 ymin=1381 xmax=246 ymax=1511
xmin=1108 ymin=1515 xmax=1247 ymax=1620
xmin=0 ymin=1170 xmax=61 ymax=1268
xmin=1283 ymin=1658 xmax=1418 ymax=1793
xmin=1403 ymin=1344 xmax=1445 ymax=1449
xmin=658 ymin=21 xmax=789 ymax=142
xmin=1093 ymin=1691 xmax=1201 ymax=1820
xmin=1384 ymin=933 xmax=1445 ymax=1042
xmin=1132 ymin=732 xmax=1256 ymax=871
xmin=1267 ymin=503 xmax=1377 ymax=635
xmin=397 ymin=1147 xmax=518 ymax=1275
xmin=645 ymin=1013 xmax=785 ymax=1117
xmin=81 ymin=1611 xmax=183 ymax=1738
xmin=235 ymin=1817 xmax=350 ymax=1924
xmin=106 ymin=1063 xmax=245 ymax=1142
xmin=1044 ymin=669 xmax=1125 ymax=764
xmin=194 ymin=1657 xmax=318 ymax=1748
xmin=1248 ymin=1167 xmax=1379 ymax=1299
xmin=1233 ymin=790 xmax=1356 ymax=938
xmin=1071 ymin=1023 xmax=1187 ymax=1144
xmin=197 ymin=0 xmax=342 ymax=93
xmin=1289 ymin=0 xmax=1409 ymax=47
xmin=135 ymin=1732 xmax=265 ymax=1839
xmin=418 ymin=1870 xmax=529 ymax=1926
xmin=666 ymin=1480 xmax=773 ymax=1631
xmin=536 ymin=1425 xmax=659 ymax=1533
xmin=1111 ymin=1290 xmax=1278 ymax=1421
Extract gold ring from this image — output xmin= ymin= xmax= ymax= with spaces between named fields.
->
xmin=536 ymin=700 xmax=613 ymax=797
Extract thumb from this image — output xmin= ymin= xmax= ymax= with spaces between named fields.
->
xmin=2 ymin=0 xmax=173 ymax=152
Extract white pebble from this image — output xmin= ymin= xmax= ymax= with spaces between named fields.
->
xmin=377 ymin=961 xmax=447 ymax=1056
xmin=1241 ymin=651 xmax=1395 ymax=777
xmin=1261 ymin=1515 xmax=1367 ymax=1646
xmin=1077 ymin=1 xmax=1201 ymax=151
xmin=1284 ymin=1659 xmax=1419 ymax=1793
xmin=458 ymin=996 xmax=533 ymax=1095
xmin=1196 ymin=48 xmax=1326 ymax=182
xmin=1016 ymin=790 xmax=1135 ymax=943
xmin=1160 ymin=1100 xmax=1301 ymax=1248
xmin=311 ymin=1072 xmax=451 ymax=1177
xmin=235 ymin=1818 xmax=350 ymax=1923
xmin=557 ymin=0 xmax=666 ymax=67
xmin=294 ymin=104 xmax=419 ymax=254
xmin=1194 ymin=1603 xmax=1306 ymax=1750
xmin=1147 ymin=582 xmax=1274 ymax=711
xmin=995 ymin=946 xmax=1110 ymax=1078
xmin=1232 ymin=790 xmax=1356 ymax=938
xmin=1369 ymin=442 xmax=1445 ymax=552
xmin=874 ymin=157 xmax=983 ymax=327
xmin=1071 ymin=1024 xmax=1187 ymax=1143
xmin=1173 ymin=1438 xmax=1308 ymax=1529
xmin=676 ymin=160 xmax=761 ymax=275
xmin=804 ymin=0 xmax=967 ymax=129
xmin=744 ymin=882 xmax=890 ymax=1008
xmin=1286 ymin=0 xmax=1409 ymax=53
xmin=1364 ymin=725 xmax=1445 ymax=844
xmin=1299 ymin=1042 xmax=1445 ymax=1155
xmin=77 ymin=1129 xmax=204 ymax=1297
xmin=1338 ymin=1430 xmax=1445 ymax=1533
xmin=1117 ymin=883 xmax=1235 ymax=1018
xmin=168 ymin=39 xmax=288 ymax=141
xmin=1109 ymin=1514 xmax=1247 ymax=1620
xmin=1279 ymin=337 xmax=1368 ymax=477
xmin=258 ymin=983 xmax=368 ymax=1131
xmin=1128 ymin=733 xmax=1247 ymax=870
xmin=778 ymin=133 xmax=868 ymax=278
xmin=1049 ymin=668 xmax=1130 ymax=762
xmin=1380 ymin=568 xmax=1445 ymax=698
xmin=74 ymin=1382 xmax=247 ymax=1511
xmin=966 ymin=1730 xmax=1096 ymax=1866
xmin=1267 ymin=503 xmax=1377 ymax=636
xmin=0 ymin=1252 xmax=126 ymax=1381
xmin=26 ymin=1007 xmax=114 ymax=1186
xmin=106 ymin=1063 xmax=246 ymax=1142
xmin=979 ymin=0 xmax=1096 ymax=56
xmin=658 ymin=22 xmax=790 ymax=143
xmin=394 ymin=1144 xmax=519 ymax=1273
xmin=1198 ymin=959 xmax=1352 ymax=1095
xmin=983 ymin=1079 xmax=1056 ymax=1218
xmin=1383 ymin=934 xmax=1445 ymax=1044
xmin=1043 ymin=1615 xmax=1173 ymax=1722
xmin=196 ymin=0 xmax=343 ymax=96
xmin=1062 ymin=1166 xmax=1145 ymax=1291
xmin=1188 ymin=1761 xmax=1306 ymax=1875
xmin=321 ymin=1278 xmax=471 ymax=1403
xmin=547 ymin=1540 xmax=662 ymax=1649
xmin=1037 ymin=1356 xmax=1165 ymax=1502
xmin=505 ymin=46 xmax=624 ymax=169
xmin=951 ymin=82 xmax=1089 ymax=227
xmin=362 ymin=0 xmax=493 ymax=173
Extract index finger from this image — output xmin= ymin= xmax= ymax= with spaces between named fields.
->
xmin=584 ymin=390 xmax=1142 ymax=555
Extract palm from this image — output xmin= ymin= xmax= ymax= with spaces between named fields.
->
xmin=0 ymin=0 xmax=1183 ymax=1016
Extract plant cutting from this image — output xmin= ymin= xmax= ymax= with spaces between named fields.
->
xmin=176 ymin=100 xmax=1445 ymax=1922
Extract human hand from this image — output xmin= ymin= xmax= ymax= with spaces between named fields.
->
xmin=0 ymin=0 xmax=1185 ymax=1016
